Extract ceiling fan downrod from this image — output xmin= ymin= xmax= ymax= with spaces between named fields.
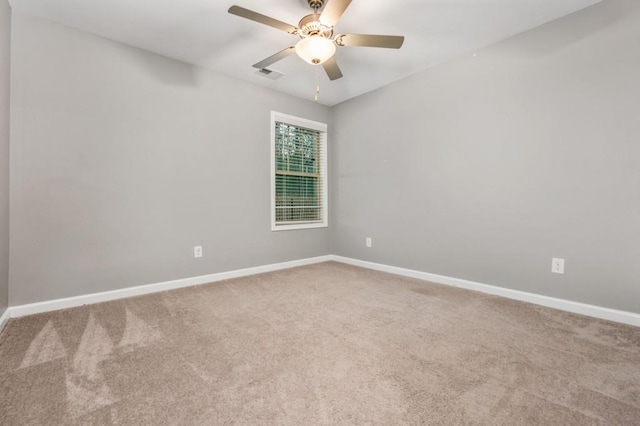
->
xmin=307 ymin=0 xmax=324 ymax=12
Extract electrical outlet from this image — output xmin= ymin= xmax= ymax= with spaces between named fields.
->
xmin=194 ymin=245 xmax=203 ymax=258
xmin=551 ymin=258 xmax=564 ymax=274
xmin=366 ymin=237 xmax=372 ymax=248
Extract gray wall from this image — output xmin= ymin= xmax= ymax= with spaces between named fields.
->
xmin=7 ymin=1 xmax=640 ymax=314
xmin=332 ymin=0 xmax=640 ymax=313
xmin=10 ymin=14 xmax=332 ymax=305
xmin=0 ymin=0 xmax=10 ymax=315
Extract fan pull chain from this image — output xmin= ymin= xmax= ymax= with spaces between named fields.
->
xmin=314 ymin=67 xmax=321 ymax=103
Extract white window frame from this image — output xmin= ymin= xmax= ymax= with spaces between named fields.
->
xmin=271 ymin=111 xmax=328 ymax=231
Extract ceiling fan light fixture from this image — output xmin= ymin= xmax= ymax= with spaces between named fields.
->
xmin=295 ymin=36 xmax=336 ymax=65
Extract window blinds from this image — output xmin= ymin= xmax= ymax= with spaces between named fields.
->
xmin=274 ymin=121 xmax=326 ymax=225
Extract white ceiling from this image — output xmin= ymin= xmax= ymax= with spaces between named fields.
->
xmin=9 ymin=0 xmax=600 ymax=106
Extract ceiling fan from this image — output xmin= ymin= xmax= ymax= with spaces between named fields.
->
xmin=228 ymin=0 xmax=405 ymax=81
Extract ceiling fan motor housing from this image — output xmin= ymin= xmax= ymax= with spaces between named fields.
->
xmin=298 ymin=14 xmax=333 ymax=39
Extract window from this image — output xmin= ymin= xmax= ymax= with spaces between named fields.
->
xmin=271 ymin=111 xmax=328 ymax=231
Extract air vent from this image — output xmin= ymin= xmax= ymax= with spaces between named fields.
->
xmin=255 ymin=68 xmax=284 ymax=80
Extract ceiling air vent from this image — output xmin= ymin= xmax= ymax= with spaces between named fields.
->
xmin=255 ymin=68 xmax=284 ymax=80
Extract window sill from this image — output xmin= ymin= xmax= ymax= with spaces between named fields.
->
xmin=271 ymin=222 xmax=328 ymax=231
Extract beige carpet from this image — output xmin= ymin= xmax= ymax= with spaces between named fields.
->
xmin=1 ymin=262 xmax=639 ymax=424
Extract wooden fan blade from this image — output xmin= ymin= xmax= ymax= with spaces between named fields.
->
xmin=228 ymin=5 xmax=298 ymax=34
xmin=322 ymin=57 xmax=343 ymax=81
xmin=319 ymin=0 xmax=353 ymax=27
xmin=252 ymin=47 xmax=297 ymax=69
xmin=337 ymin=34 xmax=404 ymax=49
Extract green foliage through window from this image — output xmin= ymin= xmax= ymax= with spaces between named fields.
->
xmin=275 ymin=122 xmax=321 ymax=223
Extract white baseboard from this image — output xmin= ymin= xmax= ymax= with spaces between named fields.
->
xmin=4 ymin=254 xmax=639 ymax=328
xmin=330 ymin=255 xmax=640 ymax=327
xmin=8 ymin=255 xmax=332 ymax=319
xmin=0 ymin=307 xmax=10 ymax=334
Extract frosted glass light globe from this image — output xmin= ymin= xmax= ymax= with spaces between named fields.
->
xmin=295 ymin=36 xmax=336 ymax=65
